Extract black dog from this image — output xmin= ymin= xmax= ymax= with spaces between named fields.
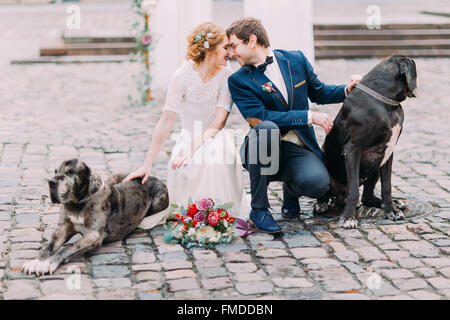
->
xmin=22 ymin=159 xmax=169 ymax=275
xmin=315 ymin=56 xmax=417 ymax=229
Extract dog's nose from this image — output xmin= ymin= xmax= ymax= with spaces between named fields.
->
xmin=49 ymin=179 xmax=57 ymax=187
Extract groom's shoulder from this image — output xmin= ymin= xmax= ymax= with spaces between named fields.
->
xmin=228 ymin=66 xmax=252 ymax=83
xmin=275 ymin=49 xmax=307 ymax=61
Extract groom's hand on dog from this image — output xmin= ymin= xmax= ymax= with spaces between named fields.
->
xmin=312 ymin=112 xmax=334 ymax=135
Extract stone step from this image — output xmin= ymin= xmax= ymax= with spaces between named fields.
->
xmin=11 ymin=55 xmax=137 ymax=64
xmin=314 ymin=23 xmax=450 ymax=30
xmin=315 ymin=39 xmax=450 ymax=51
xmin=315 ymin=29 xmax=450 ymax=41
xmin=62 ymin=36 xmax=135 ymax=44
xmin=315 ymin=48 xmax=450 ymax=59
xmin=40 ymin=43 xmax=137 ymax=56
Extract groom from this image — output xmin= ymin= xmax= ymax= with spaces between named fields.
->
xmin=227 ymin=18 xmax=360 ymax=234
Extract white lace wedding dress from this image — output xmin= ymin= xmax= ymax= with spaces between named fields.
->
xmin=139 ymin=60 xmax=250 ymax=229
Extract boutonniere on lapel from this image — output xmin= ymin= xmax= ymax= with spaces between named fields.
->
xmin=262 ymin=82 xmax=275 ymax=93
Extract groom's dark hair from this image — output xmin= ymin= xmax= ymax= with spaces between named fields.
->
xmin=226 ymin=17 xmax=270 ymax=48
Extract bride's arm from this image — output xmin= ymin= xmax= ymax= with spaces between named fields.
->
xmin=125 ymin=110 xmax=177 ymax=182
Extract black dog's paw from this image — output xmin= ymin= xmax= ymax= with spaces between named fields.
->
xmin=393 ymin=199 xmax=407 ymax=211
xmin=314 ymin=202 xmax=328 ymax=215
xmin=385 ymin=210 xmax=405 ymax=221
xmin=361 ymin=196 xmax=383 ymax=208
xmin=338 ymin=217 xmax=359 ymax=229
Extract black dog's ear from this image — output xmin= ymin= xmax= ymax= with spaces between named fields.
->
xmin=399 ymin=58 xmax=416 ymax=93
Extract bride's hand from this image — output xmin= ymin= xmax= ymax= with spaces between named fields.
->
xmin=171 ymin=149 xmax=193 ymax=170
xmin=124 ymin=163 xmax=152 ymax=184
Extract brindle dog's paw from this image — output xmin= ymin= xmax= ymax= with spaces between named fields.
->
xmin=385 ymin=210 xmax=405 ymax=221
xmin=338 ymin=217 xmax=359 ymax=229
xmin=314 ymin=202 xmax=328 ymax=215
xmin=22 ymin=259 xmax=58 ymax=276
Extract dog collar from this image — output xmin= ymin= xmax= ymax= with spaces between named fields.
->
xmin=355 ymin=83 xmax=401 ymax=106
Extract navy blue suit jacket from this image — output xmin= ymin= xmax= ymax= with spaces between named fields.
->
xmin=228 ymin=49 xmax=346 ymax=160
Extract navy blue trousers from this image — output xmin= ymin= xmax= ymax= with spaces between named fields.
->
xmin=241 ymin=121 xmax=330 ymax=210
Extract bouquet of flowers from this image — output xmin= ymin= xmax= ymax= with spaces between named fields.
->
xmin=163 ymin=198 xmax=251 ymax=248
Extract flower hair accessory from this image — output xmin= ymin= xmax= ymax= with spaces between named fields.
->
xmin=193 ymin=31 xmax=214 ymax=49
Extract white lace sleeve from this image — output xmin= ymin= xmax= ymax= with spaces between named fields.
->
xmin=216 ymin=67 xmax=233 ymax=113
xmin=162 ymin=65 xmax=186 ymax=114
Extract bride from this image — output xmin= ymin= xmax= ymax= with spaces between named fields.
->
xmin=125 ymin=22 xmax=250 ymax=229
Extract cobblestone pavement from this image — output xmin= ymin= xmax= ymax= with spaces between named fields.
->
xmin=1 ymin=56 xmax=449 ymax=300
xmin=1 ymin=1 xmax=450 ymax=301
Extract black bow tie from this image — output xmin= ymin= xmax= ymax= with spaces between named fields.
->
xmin=257 ymin=56 xmax=274 ymax=73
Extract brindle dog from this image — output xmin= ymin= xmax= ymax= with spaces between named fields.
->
xmin=22 ymin=159 xmax=169 ymax=275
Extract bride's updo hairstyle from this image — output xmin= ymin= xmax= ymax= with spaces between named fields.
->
xmin=186 ymin=22 xmax=226 ymax=63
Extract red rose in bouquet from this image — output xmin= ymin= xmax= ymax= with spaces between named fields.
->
xmin=187 ymin=204 xmax=198 ymax=217
xmin=206 ymin=211 xmax=220 ymax=227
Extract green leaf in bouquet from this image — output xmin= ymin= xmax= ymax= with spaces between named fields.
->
xmin=217 ymin=202 xmax=234 ymax=210
xmin=171 ymin=204 xmax=179 ymax=209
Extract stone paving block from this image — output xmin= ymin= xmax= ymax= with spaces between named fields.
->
xmin=161 ymin=260 xmax=193 ymax=271
xmin=250 ymin=240 xmax=286 ymax=250
xmin=164 ymin=269 xmax=196 ymax=280
xmin=4 ymin=280 xmax=42 ymax=300
xmin=384 ymin=250 xmax=410 ymax=261
xmin=414 ymin=267 xmax=437 ymax=278
xmin=195 ymin=258 xmax=223 ymax=269
xmin=93 ymin=278 xmax=132 ymax=289
xmin=264 ymin=265 xmax=306 ymax=278
xmin=225 ymin=262 xmax=257 ymax=273
xmin=333 ymin=250 xmax=359 ymax=262
xmin=222 ymin=251 xmax=252 ymax=263
xmin=381 ymin=269 xmax=415 ymax=280
xmin=132 ymin=263 xmax=162 ymax=272
xmin=90 ymin=253 xmax=129 ymax=265
xmin=255 ymin=248 xmax=289 ymax=258
xmin=167 ymin=278 xmax=200 ymax=292
xmin=333 ymin=229 xmax=363 ymax=239
xmin=397 ymin=258 xmax=424 ymax=269
xmin=290 ymin=247 xmax=328 ymax=259
xmin=398 ymin=241 xmax=441 ymax=258
xmin=422 ymin=257 xmax=450 ymax=268
xmin=283 ymin=231 xmax=321 ymax=248
xmin=232 ymin=271 xmax=268 ymax=283
xmin=135 ymin=271 xmax=162 ymax=283
xmin=354 ymin=247 xmax=387 ymax=262
xmin=272 ymin=277 xmax=314 ymax=288
xmin=342 ymin=262 xmax=365 ymax=274
xmin=331 ymin=293 xmax=370 ymax=300
xmin=132 ymin=252 xmax=156 ymax=264
xmin=261 ymin=257 xmax=297 ymax=266
xmin=201 ymin=277 xmax=233 ymax=290
xmin=439 ymin=267 xmax=450 ymax=278
xmin=197 ymin=267 xmax=228 ymax=279
xmin=300 ymin=258 xmax=340 ymax=270
xmin=235 ymin=281 xmax=274 ymax=295
xmin=91 ymin=265 xmax=131 ymax=278
xmin=393 ymin=278 xmax=429 ymax=291
xmin=427 ymin=277 xmax=450 ymax=290
xmin=379 ymin=225 xmax=409 ymax=234
xmin=322 ymin=279 xmax=361 ymax=293
xmin=192 ymin=250 xmax=217 ymax=260
xmin=281 ymin=288 xmax=323 ymax=300
xmin=96 ymin=288 xmax=137 ymax=300
xmin=407 ymin=290 xmax=443 ymax=300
